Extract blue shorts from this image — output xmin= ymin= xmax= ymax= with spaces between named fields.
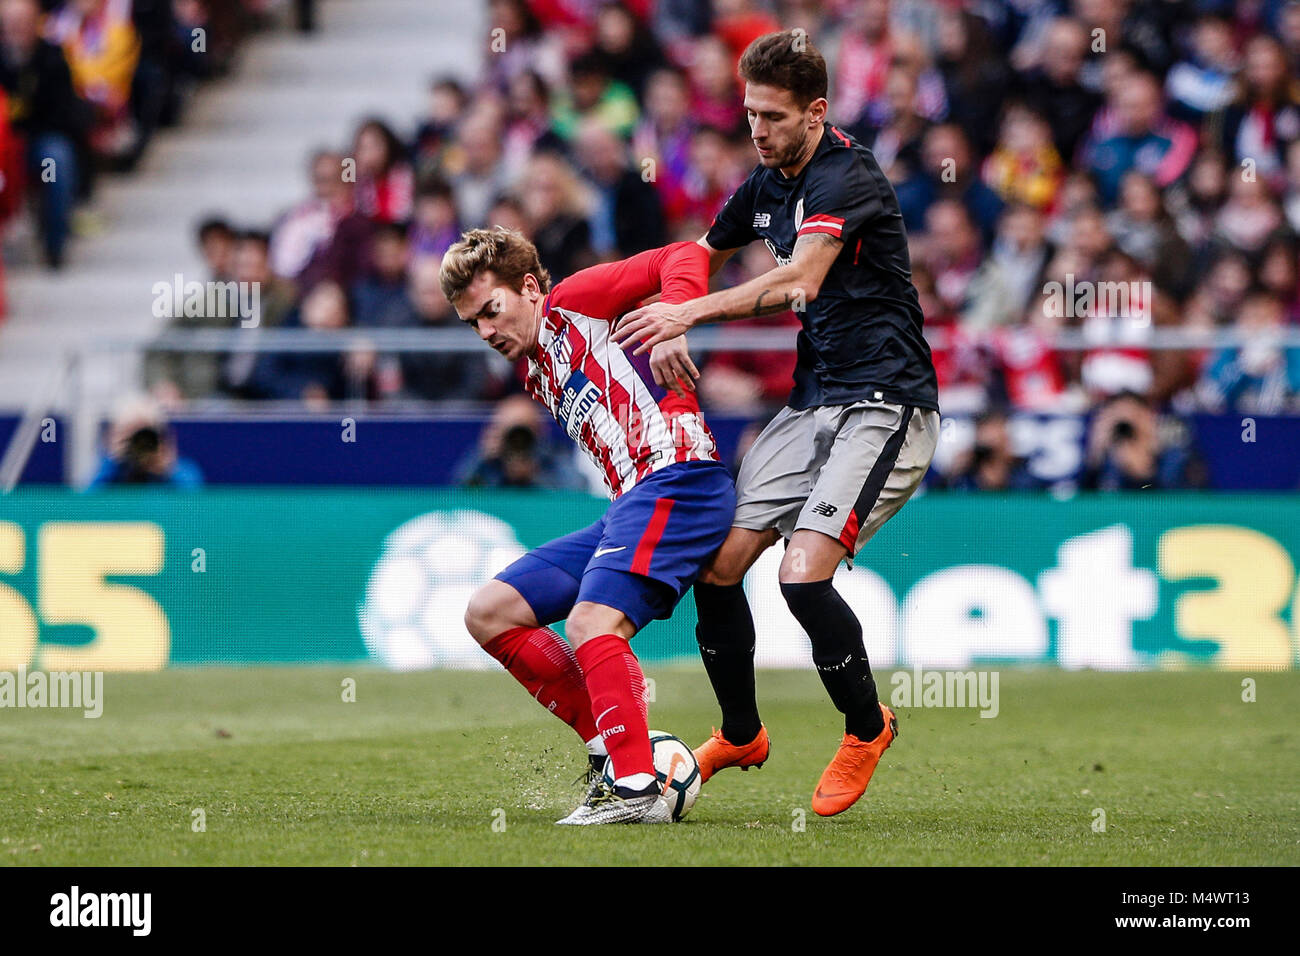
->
xmin=496 ymin=460 xmax=736 ymax=630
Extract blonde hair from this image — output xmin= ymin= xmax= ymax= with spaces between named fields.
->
xmin=438 ymin=227 xmax=551 ymax=303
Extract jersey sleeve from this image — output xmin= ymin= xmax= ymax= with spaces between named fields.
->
xmin=550 ymin=241 xmax=709 ymax=318
xmin=796 ymin=148 xmax=884 ymax=243
xmin=704 ymin=172 xmax=760 ymax=251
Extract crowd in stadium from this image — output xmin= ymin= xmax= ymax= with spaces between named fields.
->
xmin=0 ymin=0 xmax=306 ymax=276
xmin=10 ymin=0 xmax=1300 ymax=491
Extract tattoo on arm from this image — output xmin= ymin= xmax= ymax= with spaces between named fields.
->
xmin=752 ymin=289 xmax=795 ymax=315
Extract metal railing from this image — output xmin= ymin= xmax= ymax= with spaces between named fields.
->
xmin=2 ymin=323 xmax=1297 ymax=490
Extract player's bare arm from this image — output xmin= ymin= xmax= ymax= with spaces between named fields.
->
xmin=612 ymin=232 xmax=843 ymax=354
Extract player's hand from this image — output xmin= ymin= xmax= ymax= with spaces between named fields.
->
xmin=613 ymin=301 xmax=693 ymax=354
xmin=649 ymin=337 xmax=699 ymax=396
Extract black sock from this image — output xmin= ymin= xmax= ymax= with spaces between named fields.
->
xmin=780 ymin=579 xmax=884 ymax=740
xmin=693 ymin=581 xmax=762 ymax=745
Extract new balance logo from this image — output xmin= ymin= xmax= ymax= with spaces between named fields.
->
xmin=811 ymin=501 xmax=838 ymax=517
xmin=753 ymin=212 xmax=771 ymax=228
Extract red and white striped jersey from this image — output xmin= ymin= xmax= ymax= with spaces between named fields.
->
xmin=524 ymin=242 xmax=720 ymax=499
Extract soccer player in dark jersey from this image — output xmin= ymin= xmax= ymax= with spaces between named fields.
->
xmin=612 ymin=31 xmax=940 ymax=817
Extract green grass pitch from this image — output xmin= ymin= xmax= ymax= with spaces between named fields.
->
xmin=1 ymin=668 xmax=1296 ymax=865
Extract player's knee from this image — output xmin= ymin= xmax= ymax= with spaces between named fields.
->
xmin=699 ymin=553 xmax=747 ymax=587
xmin=565 ymin=602 xmax=632 ymax=648
xmin=564 ymin=603 xmax=599 ymax=648
xmin=464 ymin=586 xmax=507 ymax=645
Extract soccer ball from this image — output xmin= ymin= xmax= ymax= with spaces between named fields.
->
xmin=602 ymin=730 xmax=702 ymax=821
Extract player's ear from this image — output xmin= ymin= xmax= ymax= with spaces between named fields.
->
xmin=808 ymin=97 xmax=828 ymax=126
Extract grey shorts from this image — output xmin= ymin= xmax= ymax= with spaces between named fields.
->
xmin=732 ymin=400 xmax=939 ymax=563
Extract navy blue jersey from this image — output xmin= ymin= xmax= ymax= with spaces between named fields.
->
xmin=706 ymin=123 xmax=939 ymax=411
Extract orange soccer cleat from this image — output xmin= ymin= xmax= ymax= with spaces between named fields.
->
xmin=692 ymin=725 xmax=771 ymax=783
xmin=810 ymin=705 xmax=898 ymax=817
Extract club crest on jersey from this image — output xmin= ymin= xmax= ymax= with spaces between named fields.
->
xmin=557 ymin=369 xmax=601 ymax=439
xmin=547 ymin=329 xmax=573 ymax=365
xmin=753 ymin=212 xmax=771 ymax=228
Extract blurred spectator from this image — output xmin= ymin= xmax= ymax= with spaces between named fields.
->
xmin=46 ymin=0 xmax=141 ymax=161
xmin=1081 ymin=391 xmax=1205 ymax=490
xmin=943 ymin=411 xmax=1039 ymax=491
xmin=352 ymin=117 xmax=413 ymax=223
xmin=592 ymin=2 xmax=664 ymax=100
xmin=293 ymin=155 xmax=374 ymax=292
xmin=399 ymin=257 xmax=494 ymax=401
xmin=632 ymin=66 xmax=694 ymax=211
xmin=1258 ymin=237 xmax=1300 ymax=323
xmin=196 ymin=215 xmax=235 ymax=281
xmin=1081 ymin=71 xmax=1197 ymax=207
xmin=671 ymin=124 xmax=744 ymax=233
xmin=0 ymin=0 xmax=91 ymax=267
xmin=1212 ymin=175 xmax=1285 ymax=257
xmin=500 ymin=69 xmax=563 ymax=182
xmin=860 ymin=65 xmax=930 ymax=183
xmin=87 ymin=397 xmax=203 ymax=488
xmin=414 ymin=76 xmax=468 ymax=177
xmin=687 ymin=34 xmax=745 ymax=137
xmin=1165 ymin=14 xmax=1239 ymax=123
xmin=1106 ymin=171 xmax=1193 ymax=295
xmin=1197 ymin=292 xmax=1300 ymax=414
xmin=408 ymin=176 xmax=460 ymax=260
xmin=520 ymin=151 xmax=593 ymax=279
xmin=964 ymin=202 xmax=1053 ymax=330
xmin=146 ymin=228 xmax=295 ymax=404
xmin=935 ymin=6 xmax=1009 ymax=156
xmin=455 ymin=394 xmax=587 ymax=489
xmin=575 ymin=119 xmax=665 ymax=256
xmin=250 ymin=280 xmax=370 ymax=407
xmin=552 ymin=49 xmax=639 ymax=141
xmin=980 ymin=102 xmax=1062 ymax=212
xmin=443 ymin=108 xmax=505 ymax=229
xmin=270 ymin=149 xmax=371 ymax=287
xmin=1010 ymin=17 xmax=1100 ymax=164
xmin=822 ymin=0 xmax=893 ymax=132
xmin=350 ymin=221 xmax=413 ymax=328
xmin=482 ymin=0 xmax=566 ymax=94
xmin=1216 ymin=35 xmax=1300 ymax=189
xmin=485 ymin=192 xmax=528 ymax=233
xmin=919 ymin=198 xmax=982 ymax=316
xmin=897 ymin=123 xmax=1004 ymax=245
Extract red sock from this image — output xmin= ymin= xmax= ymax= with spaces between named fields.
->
xmin=575 ymin=634 xmax=653 ymax=782
xmin=483 ymin=627 xmax=597 ymax=743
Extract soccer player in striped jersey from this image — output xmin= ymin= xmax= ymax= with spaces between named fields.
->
xmin=442 ymin=228 xmax=735 ymax=825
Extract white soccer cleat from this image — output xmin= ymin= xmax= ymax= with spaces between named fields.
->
xmin=555 ymin=779 xmax=673 ymax=825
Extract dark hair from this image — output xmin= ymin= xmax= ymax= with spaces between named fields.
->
xmin=738 ymin=31 xmax=828 ymax=108
xmin=415 ymin=174 xmax=455 ymax=201
xmin=570 ymin=50 xmax=612 ymax=81
xmin=197 ymin=216 xmax=234 ymax=242
xmin=235 ymin=229 xmax=271 ymax=248
xmin=372 ymin=221 xmax=409 ymax=244
xmin=353 ymin=117 xmax=407 ymax=173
